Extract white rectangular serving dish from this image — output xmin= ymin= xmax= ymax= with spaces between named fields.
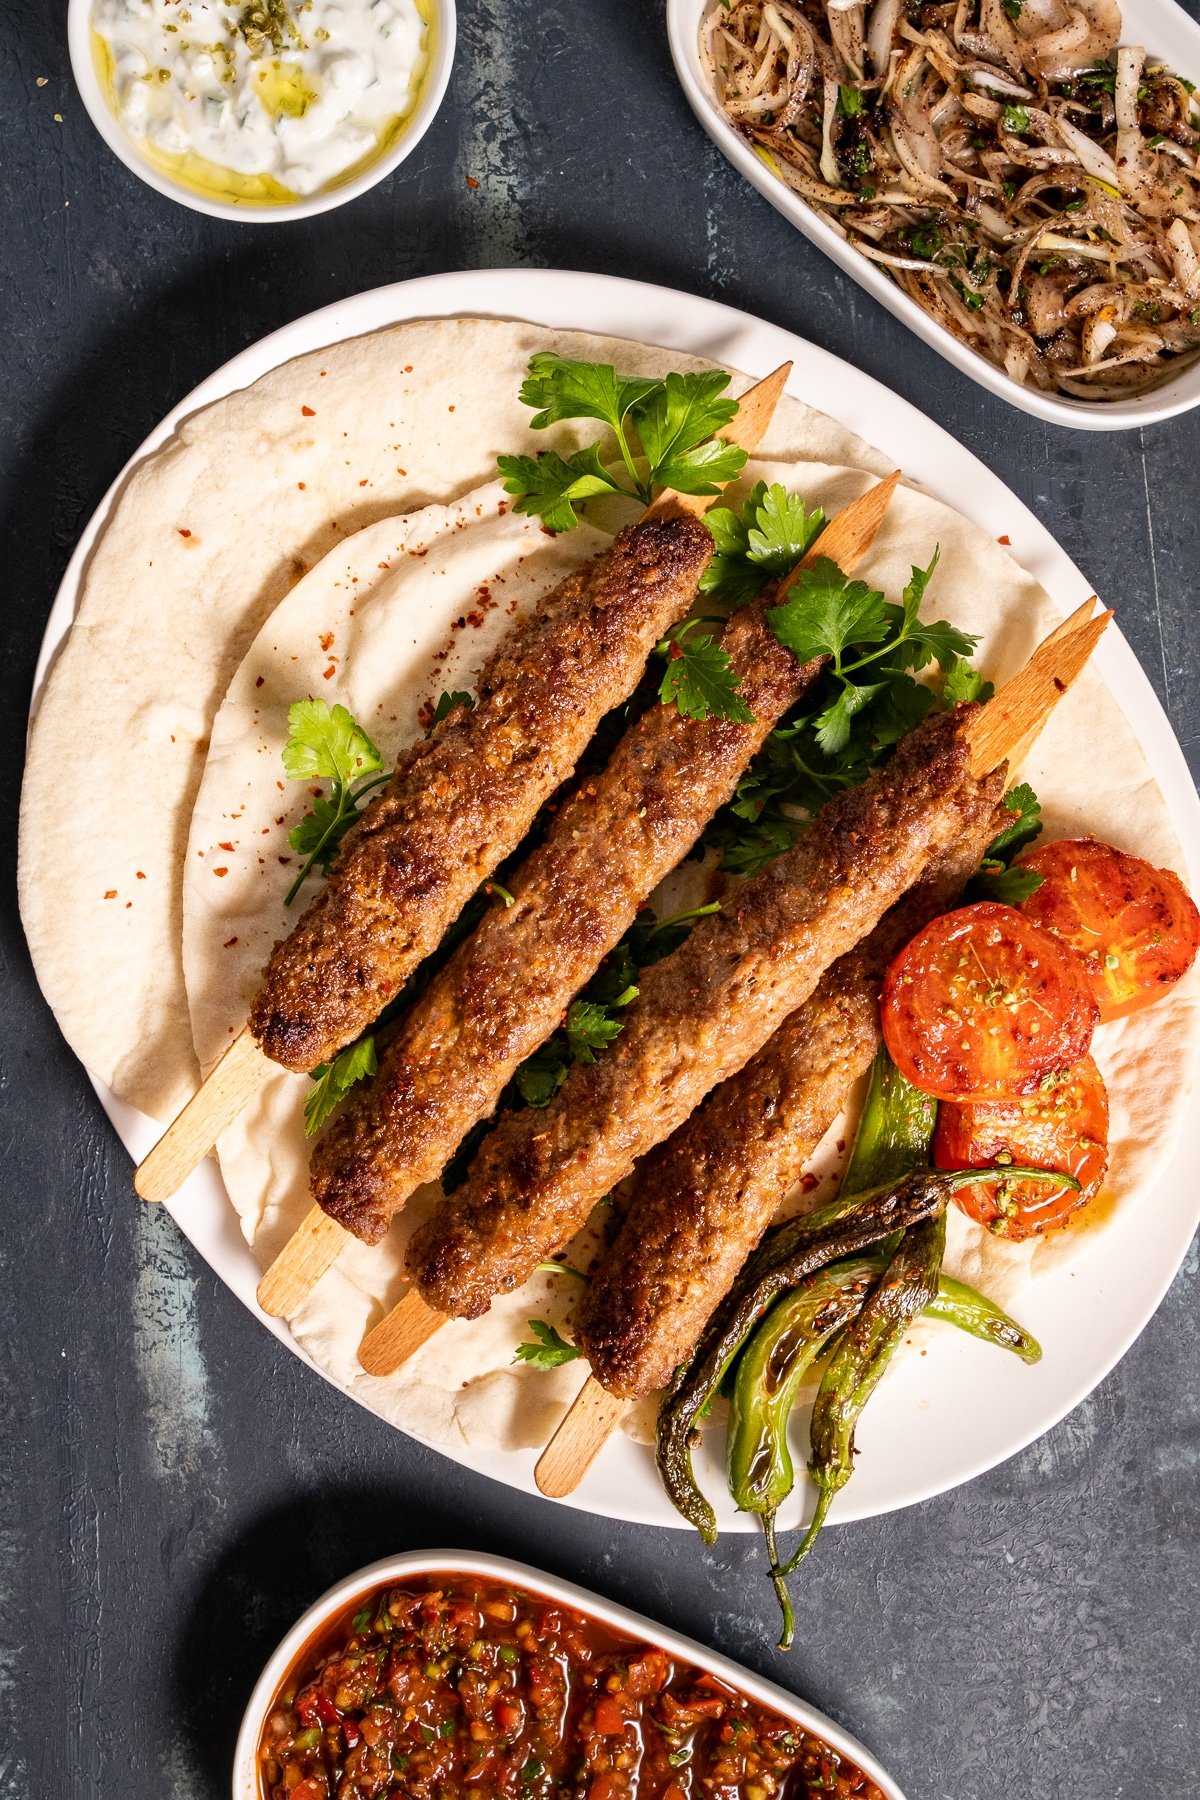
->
xmin=232 ymin=1549 xmax=907 ymax=1799
xmin=667 ymin=0 xmax=1200 ymax=430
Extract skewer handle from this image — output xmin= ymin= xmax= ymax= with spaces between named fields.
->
xmin=257 ymin=1205 xmax=349 ymax=1316
xmin=965 ymin=601 xmax=1110 ymax=776
xmin=134 ymin=1027 xmax=273 ymax=1202
xmin=535 ymin=1375 xmax=630 ymax=1498
xmin=358 ymin=1288 xmax=446 ymax=1374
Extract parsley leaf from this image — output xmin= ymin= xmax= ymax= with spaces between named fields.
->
xmin=283 ymin=698 xmax=382 ymax=785
xmin=985 ymin=781 xmax=1043 ymax=863
xmin=515 ymin=1049 xmax=570 ymax=1109
xmin=499 ymin=355 xmax=747 ymax=528
xmin=282 ymin=700 xmax=389 ymax=903
xmin=304 ymin=1035 xmax=378 ymax=1136
xmin=629 ymin=371 xmax=739 ymax=473
xmin=969 ymin=783 xmax=1045 ymax=904
xmin=700 ymin=482 xmax=828 ymax=607
xmin=517 ymin=352 xmax=658 ymax=433
xmin=973 ymin=863 xmax=1044 ymax=905
xmin=513 ymin=1319 xmax=581 ymax=1370
xmin=941 ymin=656 xmax=995 ymax=705
xmin=429 ymin=689 xmax=474 ymax=731
xmin=767 ymin=559 xmax=889 ymax=666
xmin=659 ymin=622 xmax=755 ymax=724
xmin=565 ymin=998 xmax=625 ymax=1064
xmin=497 ymin=445 xmax=623 ymax=533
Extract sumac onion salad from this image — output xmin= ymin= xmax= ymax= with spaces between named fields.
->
xmin=256 ymin=1573 xmax=883 ymax=1799
xmin=701 ymin=0 xmax=1200 ymax=398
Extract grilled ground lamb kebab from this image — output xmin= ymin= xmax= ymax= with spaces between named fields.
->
xmin=404 ymin=704 xmax=1004 ymax=1322
xmin=575 ymin=800 xmax=1006 ymax=1400
xmin=312 ymin=478 xmax=898 ymax=1246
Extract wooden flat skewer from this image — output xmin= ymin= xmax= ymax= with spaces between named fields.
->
xmin=353 ymin=472 xmax=906 ymax=1370
xmin=527 ymin=600 xmax=1114 ymax=1496
xmin=135 ymin=1027 xmax=272 ymax=1202
xmin=535 ymin=1376 xmax=631 ymax=1498
xmin=358 ymin=1288 xmax=446 ymax=1375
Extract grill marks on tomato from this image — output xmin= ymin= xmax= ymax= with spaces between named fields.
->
xmin=256 ymin=1574 xmax=882 ymax=1800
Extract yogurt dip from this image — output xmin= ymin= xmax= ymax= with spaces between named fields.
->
xmin=91 ymin=0 xmax=431 ymax=204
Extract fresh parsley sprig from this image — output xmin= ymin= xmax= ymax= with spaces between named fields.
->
xmin=701 ymin=481 xmax=828 ymax=608
xmin=496 ymin=355 xmax=748 ymax=531
xmin=702 ymin=555 xmax=993 ymax=875
xmin=649 ymin=483 xmax=830 ymax=725
xmin=970 ymin=783 xmax=1045 ymax=904
xmin=282 ymin=700 xmax=388 ymax=904
xmin=513 ymin=1319 xmax=581 ymax=1370
xmin=512 ymin=902 xmax=720 ymax=1108
xmin=658 ymin=621 xmax=755 ymax=724
xmin=304 ymin=1037 xmax=378 ymax=1137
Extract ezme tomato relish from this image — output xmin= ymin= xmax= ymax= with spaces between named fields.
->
xmin=257 ymin=1573 xmax=882 ymax=1800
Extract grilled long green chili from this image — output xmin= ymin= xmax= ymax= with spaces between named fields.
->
xmin=656 ymin=1168 xmax=958 ymax=1542
xmin=728 ymin=1255 xmax=1040 ymax=1522
xmin=791 ymin=1213 xmax=948 ymax=1568
xmin=840 ymin=1048 xmax=936 ymax=1198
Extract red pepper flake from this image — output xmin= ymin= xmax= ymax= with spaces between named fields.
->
xmin=448 ymin=404 xmax=456 ymax=412
xmin=465 ymin=174 xmax=479 ymax=188
xmin=219 ymin=841 xmax=235 ymax=852
xmin=404 ymin=364 xmax=413 ymax=373
xmin=213 ymin=867 xmax=229 ymax=877
xmin=278 ymin=856 xmax=292 ymax=866
xmin=136 ymin=871 xmax=146 ymax=880
xmin=224 ymin=936 xmax=239 ymax=948
xmin=998 ymin=534 xmax=1011 ymax=545
xmin=396 ymin=466 xmax=406 ymax=476
xmin=359 ymin=478 xmax=368 ymax=487
xmin=323 ymin=664 xmax=336 ymax=680
xmin=800 ymin=1172 xmax=820 ymax=1193
xmin=177 ymin=527 xmax=192 ymax=539
xmin=301 ymin=405 xmax=316 ymax=417
xmin=297 ymin=481 xmax=307 ymax=490
xmin=319 ymin=632 xmax=335 ymax=652
xmin=255 ymin=675 xmax=265 ymax=688
xmin=498 ymin=500 xmax=507 ymax=515
xmin=104 ymin=889 xmax=117 ymax=900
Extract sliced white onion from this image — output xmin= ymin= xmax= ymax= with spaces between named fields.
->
xmin=1036 ymin=230 xmax=1118 ymax=260
xmin=968 ymin=66 xmax=1035 ymax=97
xmin=828 ymin=2 xmax=866 ymax=78
xmin=867 ymin=0 xmax=904 ymax=76
xmin=1081 ymin=311 xmax=1118 ymax=360
xmin=1167 ymin=218 xmax=1200 ymax=299
xmin=1054 ymin=113 xmax=1123 ymax=187
xmin=820 ymin=78 xmax=843 ymax=186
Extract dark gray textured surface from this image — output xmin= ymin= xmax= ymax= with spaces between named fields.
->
xmin=2 ymin=3 xmax=1198 ymax=1795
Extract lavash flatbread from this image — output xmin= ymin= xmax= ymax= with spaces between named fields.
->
xmin=20 ymin=320 xmax=889 ymax=1121
xmin=182 ymin=457 xmax=1198 ymax=1454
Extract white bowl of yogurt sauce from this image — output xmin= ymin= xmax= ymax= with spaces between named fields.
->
xmin=68 ymin=0 xmax=455 ymax=222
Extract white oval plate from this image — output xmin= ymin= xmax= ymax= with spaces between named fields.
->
xmin=231 ymin=1548 xmax=907 ymax=1799
xmin=666 ymin=0 xmax=1200 ymax=431
xmin=31 ymin=268 xmax=1200 ymax=1532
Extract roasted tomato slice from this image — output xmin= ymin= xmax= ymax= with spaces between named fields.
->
xmin=882 ymin=901 xmax=1098 ymax=1101
xmin=933 ymin=1054 xmax=1109 ymax=1239
xmin=1018 ymin=837 xmax=1200 ymax=1021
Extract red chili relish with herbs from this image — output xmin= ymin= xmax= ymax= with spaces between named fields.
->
xmin=257 ymin=1573 xmax=883 ymax=1800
